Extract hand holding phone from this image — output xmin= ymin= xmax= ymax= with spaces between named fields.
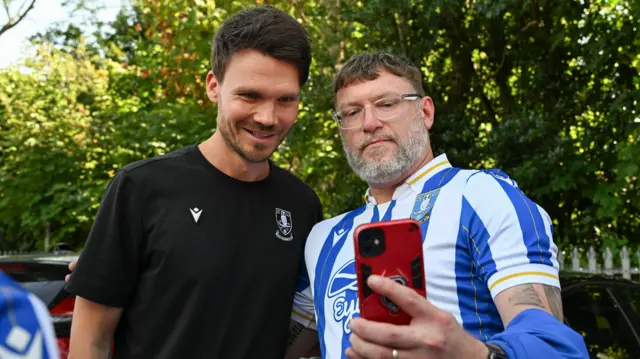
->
xmin=353 ymin=218 xmax=426 ymax=325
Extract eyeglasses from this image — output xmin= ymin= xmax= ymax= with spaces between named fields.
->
xmin=332 ymin=93 xmax=421 ymax=130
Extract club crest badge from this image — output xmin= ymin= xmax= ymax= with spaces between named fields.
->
xmin=410 ymin=189 xmax=440 ymax=224
xmin=275 ymin=208 xmax=293 ymax=241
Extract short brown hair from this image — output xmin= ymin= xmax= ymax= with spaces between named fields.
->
xmin=333 ymin=51 xmax=425 ymax=98
xmin=211 ymin=5 xmax=312 ymax=86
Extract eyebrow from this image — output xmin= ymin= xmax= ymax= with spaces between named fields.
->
xmin=233 ymin=87 xmax=300 ymax=99
xmin=338 ymin=91 xmax=403 ymax=108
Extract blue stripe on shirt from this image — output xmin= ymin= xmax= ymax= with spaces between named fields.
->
xmin=371 ymin=206 xmax=380 ymax=223
xmin=339 ymin=209 xmax=383 ymax=359
xmin=314 ymin=206 xmax=366 ymax=358
xmin=295 ymin=254 xmax=311 ymax=293
xmin=381 ymin=200 xmax=396 ymax=221
xmin=486 ymin=171 xmax=553 ymax=266
xmin=457 ymin=197 xmax=503 ymax=342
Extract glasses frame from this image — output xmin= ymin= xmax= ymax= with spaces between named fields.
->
xmin=332 ymin=93 xmax=422 ymax=130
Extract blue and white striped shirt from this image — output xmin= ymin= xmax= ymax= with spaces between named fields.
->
xmin=291 ymin=153 xmax=560 ymax=359
xmin=0 ymin=271 xmax=60 ymax=359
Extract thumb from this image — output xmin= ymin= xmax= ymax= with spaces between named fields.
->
xmin=368 ymin=275 xmax=433 ymax=318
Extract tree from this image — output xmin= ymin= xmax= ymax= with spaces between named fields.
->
xmin=0 ymin=0 xmax=638 ymax=254
xmin=0 ymin=0 xmax=36 ymax=37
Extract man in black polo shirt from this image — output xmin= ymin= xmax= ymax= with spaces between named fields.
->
xmin=66 ymin=5 xmax=322 ymax=359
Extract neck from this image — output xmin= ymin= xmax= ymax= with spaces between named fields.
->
xmin=198 ymin=131 xmax=270 ymax=182
xmin=368 ymin=147 xmax=434 ymax=204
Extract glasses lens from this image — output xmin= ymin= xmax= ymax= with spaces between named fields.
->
xmin=334 ymin=94 xmax=412 ymax=129
xmin=374 ymin=95 xmax=403 ymax=119
xmin=336 ymin=107 xmax=362 ymax=129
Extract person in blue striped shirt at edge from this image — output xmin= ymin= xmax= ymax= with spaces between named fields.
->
xmin=287 ymin=51 xmax=589 ymax=359
xmin=1 ymin=271 xmax=60 ymax=359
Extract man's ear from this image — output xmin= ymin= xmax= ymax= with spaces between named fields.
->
xmin=206 ymin=71 xmax=220 ymax=104
xmin=421 ymin=96 xmax=435 ymax=130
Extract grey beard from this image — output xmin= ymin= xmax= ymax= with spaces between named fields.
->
xmin=343 ymin=117 xmax=429 ymax=186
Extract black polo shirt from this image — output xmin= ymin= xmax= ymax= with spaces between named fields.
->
xmin=66 ymin=144 xmax=323 ymax=359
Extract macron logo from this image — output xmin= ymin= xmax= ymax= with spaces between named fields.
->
xmin=333 ymin=228 xmax=345 ymax=245
xmin=190 ymin=207 xmax=203 ymax=223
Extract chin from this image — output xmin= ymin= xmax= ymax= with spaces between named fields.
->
xmin=240 ymin=153 xmax=271 ymax=164
xmin=241 ymin=148 xmax=276 ymax=163
xmin=362 ymin=149 xmax=395 ymax=163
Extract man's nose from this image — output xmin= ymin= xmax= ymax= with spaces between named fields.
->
xmin=361 ymin=106 xmax=383 ymax=132
xmin=254 ymin=102 xmax=277 ymax=127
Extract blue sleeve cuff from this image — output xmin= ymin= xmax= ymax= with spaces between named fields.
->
xmin=488 ymin=309 xmax=589 ymax=359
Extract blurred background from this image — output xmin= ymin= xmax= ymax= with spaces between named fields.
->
xmin=0 ymin=0 xmax=639 ymax=269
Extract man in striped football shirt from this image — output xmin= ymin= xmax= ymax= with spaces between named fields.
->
xmin=289 ymin=51 xmax=589 ymax=359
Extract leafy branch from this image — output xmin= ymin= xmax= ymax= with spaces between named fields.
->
xmin=0 ymin=0 xmax=36 ymax=38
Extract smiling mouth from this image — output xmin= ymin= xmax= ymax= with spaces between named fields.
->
xmin=244 ymin=128 xmax=276 ymax=139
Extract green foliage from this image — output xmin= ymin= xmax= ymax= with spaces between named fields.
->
xmin=0 ymin=0 xmax=638 ymax=251
xmin=0 ymin=42 xmax=112 ymax=248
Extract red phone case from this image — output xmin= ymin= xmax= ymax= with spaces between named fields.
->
xmin=353 ymin=218 xmax=426 ymax=325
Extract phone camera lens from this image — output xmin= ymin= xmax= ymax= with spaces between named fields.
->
xmin=359 ymin=228 xmax=385 ymax=258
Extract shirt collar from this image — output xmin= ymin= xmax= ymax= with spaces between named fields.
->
xmin=364 ymin=153 xmax=452 ymax=206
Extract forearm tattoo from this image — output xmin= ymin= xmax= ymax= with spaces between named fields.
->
xmin=508 ymin=284 xmax=564 ymax=321
xmin=286 ymin=321 xmax=305 ymax=349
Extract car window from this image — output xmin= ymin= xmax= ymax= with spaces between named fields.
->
xmin=19 ymin=281 xmax=67 ymax=306
xmin=563 ymin=284 xmax=640 ymax=359
xmin=1 ymin=262 xmax=69 ymax=305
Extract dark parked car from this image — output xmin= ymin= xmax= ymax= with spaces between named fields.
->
xmin=1 ymin=252 xmax=639 ymax=359
xmin=561 ymin=271 xmax=640 ymax=359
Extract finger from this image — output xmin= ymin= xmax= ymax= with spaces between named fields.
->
xmin=350 ymin=317 xmax=424 ymax=349
xmin=350 ymin=332 xmax=405 ymax=359
xmin=345 ymin=347 xmax=365 ymax=359
xmin=69 ymin=261 xmax=76 ymax=271
xmin=368 ymin=275 xmax=435 ymax=318
xmin=65 ymin=274 xmax=71 ymax=282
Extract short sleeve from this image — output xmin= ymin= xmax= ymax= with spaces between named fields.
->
xmin=291 ymin=260 xmax=317 ymax=330
xmin=65 ymin=169 xmax=144 ymax=308
xmin=0 ymin=273 xmax=60 ymax=358
xmin=461 ymin=169 xmax=560 ymax=299
xmin=316 ymin=199 xmax=324 ymax=224
xmin=290 ymin=191 xmax=322 ymax=329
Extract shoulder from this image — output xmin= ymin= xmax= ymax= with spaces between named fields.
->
xmin=304 ymin=205 xmax=367 ymax=270
xmin=306 ymin=205 xmax=366 ymax=244
xmin=105 ymin=145 xmax=197 ymax=191
xmin=462 ymin=168 xmax=521 ymax=198
xmin=309 ymin=213 xmax=348 ymax=238
xmin=304 ymin=210 xmax=353 ymax=266
xmin=270 ymin=164 xmax=321 ymax=206
xmin=459 ymin=168 xmax=519 ymax=219
xmin=119 ymin=145 xmax=197 ymax=178
xmin=461 ymin=168 xmax=551 ymax=222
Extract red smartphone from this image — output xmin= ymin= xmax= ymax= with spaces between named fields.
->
xmin=353 ymin=218 xmax=426 ymax=325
